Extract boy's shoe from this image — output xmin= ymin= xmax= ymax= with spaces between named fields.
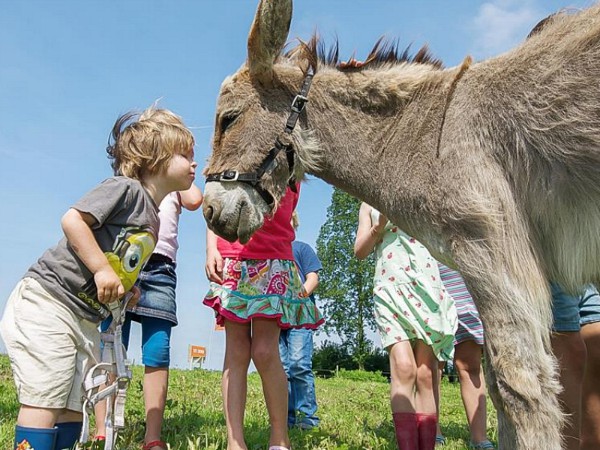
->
xmin=435 ymin=435 xmax=446 ymax=446
xmin=469 ymin=440 xmax=495 ymax=449
xmin=296 ymin=422 xmax=317 ymax=431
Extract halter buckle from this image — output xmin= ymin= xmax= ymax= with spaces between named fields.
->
xmin=221 ymin=170 xmax=239 ymax=181
xmin=291 ymin=95 xmax=308 ymax=113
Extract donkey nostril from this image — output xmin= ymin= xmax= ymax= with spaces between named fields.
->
xmin=205 ymin=206 xmax=214 ymax=221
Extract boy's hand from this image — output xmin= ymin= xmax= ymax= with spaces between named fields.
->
xmin=205 ymin=248 xmax=224 ymax=284
xmin=94 ymin=266 xmax=125 ymax=304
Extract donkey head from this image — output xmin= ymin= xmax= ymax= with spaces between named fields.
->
xmin=203 ymin=0 xmax=305 ymax=243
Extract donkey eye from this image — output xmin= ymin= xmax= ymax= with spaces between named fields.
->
xmin=220 ymin=114 xmax=238 ymax=134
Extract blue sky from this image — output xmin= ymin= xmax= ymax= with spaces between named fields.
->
xmin=0 ymin=0 xmax=591 ymax=370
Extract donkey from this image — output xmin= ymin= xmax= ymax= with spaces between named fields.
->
xmin=202 ymin=1 xmax=600 ymax=448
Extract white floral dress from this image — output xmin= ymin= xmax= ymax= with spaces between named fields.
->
xmin=371 ymin=209 xmax=457 ymax=361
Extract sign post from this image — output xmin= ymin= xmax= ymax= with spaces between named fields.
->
xmin=188 ymin=345 xmax=206 ymax=370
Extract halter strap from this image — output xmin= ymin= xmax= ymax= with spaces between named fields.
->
xmin=80 ymin=294 xmax=133 ymax=450
xmin=206 ymin=68 xmax=314 ymax=206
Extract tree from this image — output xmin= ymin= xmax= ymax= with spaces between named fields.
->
xmin=316 ymin=187 xmax=376 ymax=370
xmin=312 ymin=340 xmax=355 ymax=375
xmin=312 ymin=340 xmax=390 ymax=375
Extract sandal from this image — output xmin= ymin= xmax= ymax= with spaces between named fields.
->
xmin=469 ymin=440 xmax=495 ymax=449
xmin=142 ymin=441 xmax=168 ymax=450
xmin=268 ymin=447 xmax=290 ymax=450
xmin=436 ymin=435 xmax=446 ymax=446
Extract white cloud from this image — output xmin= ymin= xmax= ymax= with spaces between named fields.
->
xmin=472 ymin=0 xmax=541 ymax=59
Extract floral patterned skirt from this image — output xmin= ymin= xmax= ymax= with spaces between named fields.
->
xmin=203 ymin=258 xmax=324 ymax=329
xmin=373 ymin=274 xmax=457 ymax=362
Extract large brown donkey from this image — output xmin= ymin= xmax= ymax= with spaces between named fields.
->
xmin=203 ymin=1 xmax=600 ymax=448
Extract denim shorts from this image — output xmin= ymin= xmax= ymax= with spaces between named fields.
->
xmin=551 ymin=283 xmax=600 ymax=332
xmin=129 ymin=260 xmax=178 ymax=326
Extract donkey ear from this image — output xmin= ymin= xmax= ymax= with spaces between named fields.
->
xmin=247 ymin=0 xmax=292 ymax=78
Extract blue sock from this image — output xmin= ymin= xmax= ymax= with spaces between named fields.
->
xmin=54 ymin=422 xmax=82 ymax=450
xmin=14 ymin=425 xmax=57 ymax=450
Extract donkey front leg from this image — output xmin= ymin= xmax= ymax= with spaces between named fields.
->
xmin=454 ymin=240 xmax=564 ymax=450
xmin=482 ymin=310 xmax=563 ymax=450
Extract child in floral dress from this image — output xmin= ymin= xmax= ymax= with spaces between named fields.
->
xmin=354 ymin=203 xmax=457 ymax=450
xmin=204 ymin=184 xmax=323 ymax=450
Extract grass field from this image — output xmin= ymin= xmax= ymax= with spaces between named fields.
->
xmin=0 ymin=354 xmax=497 ymax=450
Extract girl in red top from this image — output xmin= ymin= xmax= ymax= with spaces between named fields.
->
xmin=204 ymin=184 xmax=323 ymax=450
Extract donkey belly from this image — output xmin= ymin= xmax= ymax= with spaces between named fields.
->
xmin=530 ymin=191 xmax=600 ymax=293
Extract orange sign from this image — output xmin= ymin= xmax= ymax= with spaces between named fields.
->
xmin=189 ymin=345 xmax=206 ymax=358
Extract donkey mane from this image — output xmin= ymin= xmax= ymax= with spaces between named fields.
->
xmin=284 ymin=34 xmax=444 ymax=73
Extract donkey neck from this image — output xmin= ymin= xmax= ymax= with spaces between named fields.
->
xmin=301 ymin=63 xmax=465 ymax=224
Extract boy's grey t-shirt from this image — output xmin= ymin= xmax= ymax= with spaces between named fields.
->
xmin=25 ymin=176 xmax=159 ymax=322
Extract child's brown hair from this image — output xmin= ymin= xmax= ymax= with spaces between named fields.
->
xmin=107 ymin=106 xmax=195 ymax=180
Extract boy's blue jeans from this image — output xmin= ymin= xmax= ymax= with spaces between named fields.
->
xmin=279 ymin=328 xmax=319 ymax=428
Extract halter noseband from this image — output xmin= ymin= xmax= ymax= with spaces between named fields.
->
xmin=205 ymin=68 xmax=314 ymax=207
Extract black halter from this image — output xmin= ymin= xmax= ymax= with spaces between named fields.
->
xmin=205 ymin=69 xmax=314 ymax=207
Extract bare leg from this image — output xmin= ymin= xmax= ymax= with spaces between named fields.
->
xmin=17 ymin=406 xmax=81 ymax=427
xmin=414 ymin=341 xmax=438 ymax=450
xmin=435 ymin=362 xmax=444 ymax=439
xmin=223 ymin=320 xmax=252 ymax=450
xmin=15 ymin=407 xmax=82 ymax=450
xmin=414 ymin=341 xmax=437 ymax=414
xmin=388 ymin=341 xmax=417 ymax=413
xmin=454 ymin=340 xmax=489 ymax=444
xmin=389 ymin=341 xmax=419 ymax=450
xmin=581 ymin=321 xmax=600 ymax=450
xmin=251 ymin=318 xmax=290 ymax=449
xmin=552 ymin=331 xmax=586 ymax=450
xmin=55 ymin=410 xmax=83 ymax=423
xmin=143 ymin=367 xmax=169 ymax=448
xmin=17 ymin=405 xmax=62 ymax=428
xmin=97 ymin=359 xmax=169 ymax=446
xmin=95 ymin=398 xmax=107 ymax=437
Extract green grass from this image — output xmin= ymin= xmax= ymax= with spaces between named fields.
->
xmin=0 ymin=355 xmax=496 ymax=449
